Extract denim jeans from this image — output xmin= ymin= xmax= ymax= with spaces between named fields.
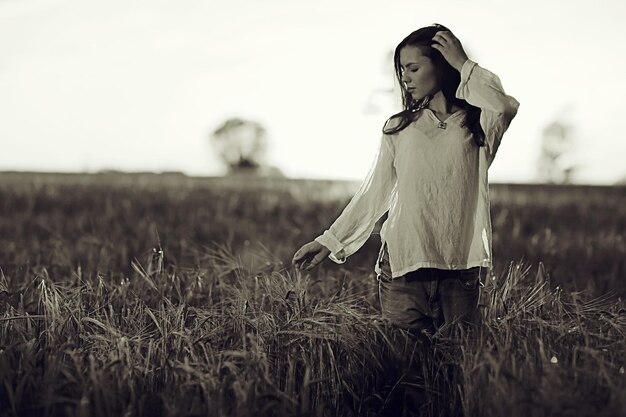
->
xmin=376 ymin=242 xmax=482 ymax=338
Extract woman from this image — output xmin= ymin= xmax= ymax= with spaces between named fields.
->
xmin=292 ymin=23 xmax=520 ymax=338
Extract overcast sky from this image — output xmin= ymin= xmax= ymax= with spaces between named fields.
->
xmin=1 ymin=0 xmax=625 ymax=183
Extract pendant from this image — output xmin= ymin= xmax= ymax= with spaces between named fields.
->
xmin=437 ymin=122 xmax=447 ymax=129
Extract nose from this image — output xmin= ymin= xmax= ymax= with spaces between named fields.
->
xmin=401 ymin=73 xmax=411 ymax=86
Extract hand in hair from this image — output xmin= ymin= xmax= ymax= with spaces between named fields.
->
xmin=431 ymin=30 xmax=470 ymax=72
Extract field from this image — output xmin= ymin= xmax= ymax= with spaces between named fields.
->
xmin=0 ymin=172 xmax=625 ymax=417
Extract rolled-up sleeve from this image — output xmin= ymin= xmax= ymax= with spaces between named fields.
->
xmin=455 ymin=59 xmax=520 ymax=166
xmin=314 ymin=133 xmax=397 ymax=264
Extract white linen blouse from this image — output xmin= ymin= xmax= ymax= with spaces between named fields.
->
xmin=314 ymin=58 xmax=520 ymax=279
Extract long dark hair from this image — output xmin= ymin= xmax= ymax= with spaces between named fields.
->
xmin=383 ymin=23 xmax=485 ymax=147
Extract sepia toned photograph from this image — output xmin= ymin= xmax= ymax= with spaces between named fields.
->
xmin=1 ymin=0 xmax=624 ymax=416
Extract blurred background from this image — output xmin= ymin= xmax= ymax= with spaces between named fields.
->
xmin=1 ymin=0 xmax=625 ymax=184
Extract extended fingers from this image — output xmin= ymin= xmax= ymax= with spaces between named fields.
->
xmin=433 ymin=30 xmax=457 ymax=45
xmin=302 ymin=253 xmax=325 ymax=271
xmin=431 ymin=35 xmax=445 ymax=50
xmin=293 ymin=250 xmax=313 ymax=270
xmin=434 ymin=30 xmax=452 ymax=39
xmin=433 ymin=31 xmax=446 ymax=42
xmin=292 ymin=248 xmax=307 ymax=265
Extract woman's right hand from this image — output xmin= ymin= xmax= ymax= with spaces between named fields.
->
xmin=292 ymin=240 xmax=331 ymax=271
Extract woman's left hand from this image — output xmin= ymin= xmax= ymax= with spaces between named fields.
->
xmin=431 ymin=30 xmax=469 ymax=72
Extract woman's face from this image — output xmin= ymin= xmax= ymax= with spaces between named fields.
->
xmin=399 ymin=45 xmax=440 ymax=100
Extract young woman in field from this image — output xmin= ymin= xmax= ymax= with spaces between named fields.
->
xmin=292 ymin=23 xmax=520 ymax=338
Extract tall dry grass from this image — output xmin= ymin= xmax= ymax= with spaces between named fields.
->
xmin=0 ymin=173 xmax=624 ymax=416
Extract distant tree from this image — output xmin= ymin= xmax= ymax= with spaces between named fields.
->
xmin=536 ymin=116 xmax=579 ymax=184
xmin=210 ymin=117 xmax=284 ymax=177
